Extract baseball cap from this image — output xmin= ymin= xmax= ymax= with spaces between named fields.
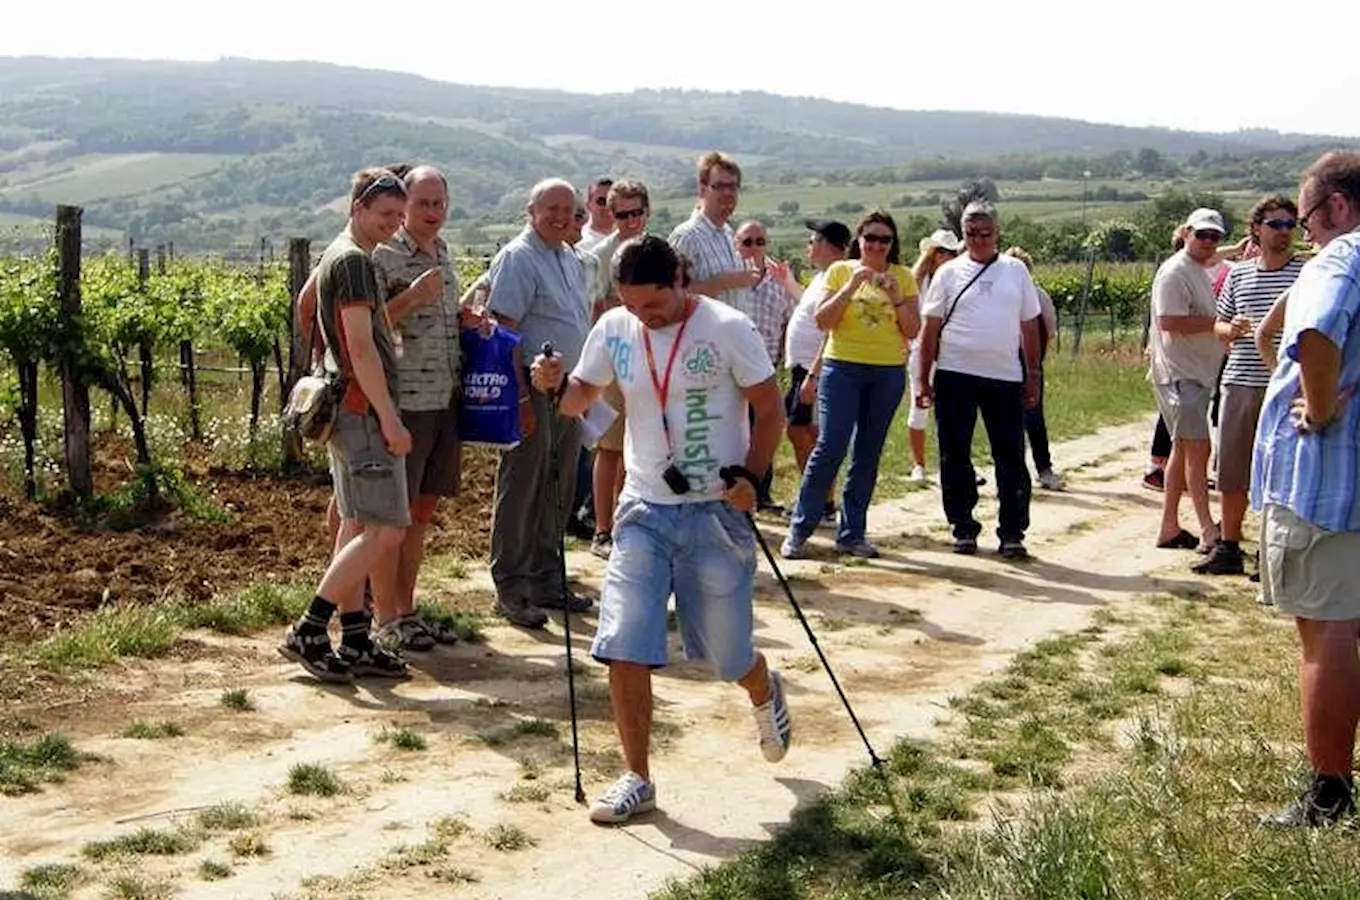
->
xmin=1184 ymin=208 xmax=1227 ymax=235
xmin=804 ymin=219 xmax=852 ymax=250
xmin=919 ymin=228 xmax=964 ymax=255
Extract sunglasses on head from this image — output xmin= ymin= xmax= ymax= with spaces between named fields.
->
xmin=1263 ymin=218 xmax=1297 ymax=232
xmin=614 ymin=208 xmax=648 ymax=221
xmin=741 ymin=237 xmax=767 ymax=247
xmin=357 ymin=173 xmax=407 ymax=203
xmin=861 ymin=233 xmax=893 ymax=245
xmin=1193 ymin=229 xmax=1222 ymax=243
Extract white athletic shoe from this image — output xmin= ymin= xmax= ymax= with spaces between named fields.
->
xmin=753 ymin=670 xmax=792 ymax=763
xmin=909 ymin=465 xmax=927 ymax=484
xmin=1037 ymin=468 xmax=1066 ymax=491
xmin=589 ymin=771 xmax=656 ymax=824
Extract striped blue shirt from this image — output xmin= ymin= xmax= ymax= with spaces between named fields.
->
xmin=1251 ymin=230 xmax=1360 ymax=532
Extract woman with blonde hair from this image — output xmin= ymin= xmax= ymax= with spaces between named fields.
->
xmin=906 ymin=230 xmax=962 ymax=482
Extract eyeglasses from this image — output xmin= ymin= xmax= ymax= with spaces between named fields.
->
xmin=1192 ymin=229 xmax=1222 ymax=243
xmin=1262 ymin=218 xmax=1297 ymax=231
xmin=574 ymin=210 xmax=587 ymax=222
xmin=614 ymin=208 xmax=648 ymax=221
xmin=1300 ymin=192 xmax=1335 ymax=230
xmin=706 ymin=180 xmax=739 ymax=193
xmin=741 ymin=237 xmax=767 ymax=247
xmin=861 ymin=234 xmax=894 ymax=245
xmin=593 ymin=197 xmax=607 ymax=207
xmin=357 ymin=173 xmax=407 ymax=204
xmin=964 ymin=230 xmax=995 ymax=240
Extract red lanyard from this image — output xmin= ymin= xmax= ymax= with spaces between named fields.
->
xmin=641 ymin=299 xmax=695 ymax=449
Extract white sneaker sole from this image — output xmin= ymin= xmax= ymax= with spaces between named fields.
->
xmin=589 ymin=793 xmax=657 ymax=824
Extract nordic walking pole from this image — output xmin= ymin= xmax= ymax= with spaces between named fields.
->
xmin=542 ymin=341 xmax=587 ymax=805
xmin=720 ymin=467 xmax=887 ymax=774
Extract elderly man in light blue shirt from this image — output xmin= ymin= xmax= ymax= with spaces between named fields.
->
xmin=488 ymin=178 xmax=592 ymax=628
xmin=1252 ymin=150 xmax=1360 ymax=829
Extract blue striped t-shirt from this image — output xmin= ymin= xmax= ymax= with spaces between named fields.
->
xmin=1251 ymin=230 xmax=1360 ymax=532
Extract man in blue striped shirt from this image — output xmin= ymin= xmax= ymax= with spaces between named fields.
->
xmin=1252 ymin=150 xmax=1360 ymax=829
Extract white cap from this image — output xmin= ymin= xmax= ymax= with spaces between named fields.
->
xmin=919 ymin=229 xmax=963 ymax=255
xmin=1184 ymin=208 xmax=1226 ymax=235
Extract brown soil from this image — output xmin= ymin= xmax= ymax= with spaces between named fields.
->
xmin=0 ymin=439 xmax=498 ymax=642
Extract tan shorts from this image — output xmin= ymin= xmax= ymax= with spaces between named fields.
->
xmin=1215 ymin=384 xmax=1264 ymax=494
xmin=1154 ymin=380 xmax=1212 ymax=441
xmin=1260 ymin=504 xmax=1360 ymax=620
xmin=329 ymin=410 xmax=411 ymax=528
xmin=597 ymin=383 xmax=626 ymax=453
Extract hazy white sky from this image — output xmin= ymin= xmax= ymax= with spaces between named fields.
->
xmin=5 ymin=0 xmax=1359 ymax=137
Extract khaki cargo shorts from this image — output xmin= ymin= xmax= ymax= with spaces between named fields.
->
xmin=329 ymin=410 xmax=412 ymax=528
xmin=1260 ymin=503 xmax=1360 ymax=621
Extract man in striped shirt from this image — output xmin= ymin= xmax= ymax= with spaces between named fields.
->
xmin=1252 ymin=150 xmax=1360 ymax=829
xmin=667 ymin=152 xmax=763 ymax=309
xmin=1197 ymin=195 xmax=1304 ymax=576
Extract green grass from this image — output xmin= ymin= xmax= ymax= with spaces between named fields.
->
xmin=119 ymin=720 xmax=184 ymax=740
xmin=499 ymin=782 xmax=551 ymax=804
xmin=376 ymin=727 xmax=428 ymax=751
xmin=481 ymin=823 xmax=537 ymax=852
xmin=286 ymin=763 xmax=344 ymax=797
xmin=219 ymin=689 xmax=254 ymax=711
xmin=0 ymin=733 xmax=84 ymax=796
xmin=413 ymin=600 xmax=487 ymax=644
xmin=198 ymin=860 xmax=233 ymax=881
xmin=18 ymin=862 xmax=87 ymax=899
xmin=0 ymin=151 xmax=240 ymax=205
xmin=81 ymin=826 xmax=199 ymax=860
xmin=103 ymin=874 xmax=176 ymax=900
xmin=178 ymin=581 xmax=312 ymax=636
xmin=512 ymin=719 xmax=560 ymax=739
xmin=197 ymin=801 xmax=261 ymax=832
xmin=227 ymin=831 xmax=271 ymax=858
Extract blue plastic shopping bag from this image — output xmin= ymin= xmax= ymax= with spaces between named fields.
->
xmin=458 ymin=324 xmax=522 ymax=449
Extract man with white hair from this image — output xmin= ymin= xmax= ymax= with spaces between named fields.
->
xmin=487 ymin=178 xmax=593 ymax=627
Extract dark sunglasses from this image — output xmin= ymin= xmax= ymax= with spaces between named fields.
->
xmin=861 ymin=234 xmax=894 ymax=245
xmin=741 ymin=237 xmax=767 ymax=247
xmin=593 ymin=197 xmax=607 ymax=207
xmin=574 ymin=211 xmax=587 ymax=222
xmin=1263 ymin=218 xmax=1297 ymax=231
xmin=964 ymin=230 xmax=995 ymax=240
xmin=357 ymin=173 xmax=407 ymax=203
xmin=1193 ymin=229 xmax=1222 ymax=243
xmin=614 ymin=208 xmax=648 ymax=221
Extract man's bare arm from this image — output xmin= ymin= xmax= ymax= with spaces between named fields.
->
xmin=741 ymin=376 xmax=786 ymax=480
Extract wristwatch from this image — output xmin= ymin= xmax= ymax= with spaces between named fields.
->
xmin=1302 ymin=412 xmax=1336 ymax=434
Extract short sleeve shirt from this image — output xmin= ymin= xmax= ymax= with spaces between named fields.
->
xmin=371 ymin=229 xmax=462 ymax=412
xmin=573 ymin=297 xmax=775 ymax=504
xmin=317 ymin=226 xmax=398 ymax=414
xmin=1148 ymin=250 xmax=1224 ymax=387
xmin=1216 ymin=257 xmax=1304 ymax=388
xmin=487 ymin=227 xmax=591 ymax=369
xmin=921 ymin=254 xmax=1041 ymax=382
xmin=785 ymin=271 xmax=828 ymax=370
xmin=730 ymin=270 xmax=794 ymax=365
xmin=823 ymin=261 xmax=919 ymax=367
xmin=668 ymin=211 xmax=749 ymax=309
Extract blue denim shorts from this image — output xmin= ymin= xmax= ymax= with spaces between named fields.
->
xmin=590 ymin=497 xmax=757 ymax=681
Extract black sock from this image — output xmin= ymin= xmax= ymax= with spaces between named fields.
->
xmin=1221 ymin=540 xmax=1240 ymax=553
xmin=339 ymin=611 xmax=372 ymax=651
xmin=298 ymin=596 xmax=336 ymax=636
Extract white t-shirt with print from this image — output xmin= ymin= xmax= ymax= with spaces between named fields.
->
xmin=921 ymin=254 xmax=1042 ymax=383
xmin=784 ymin=271 xmax=828 ymax=370
xmin=573 ymin=296 xmax=775 ymax=504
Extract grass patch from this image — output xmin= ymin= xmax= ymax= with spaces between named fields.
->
xmin=513 ymin=718 xmax=560 ymax=739
xmin=219 ymin=689 xmax=254 ymax=711
xmin=120 ymin=720 xmax=184 ymax=740
xmin=31 ymin=605 xmax=184 ymax=669
xmin=103 ymin=875 xmax=175 ymax=900
xmin=375 ymin=727 xmax=428 ymax=751
xmin=411 ymin=600 xmax=487 ymax=644
xmin=179 ymin=581 xmax=311 ymax=636
xmin=19 ymin=863 xmax=86 ymax=898
xmin=197 ymin=801 xmax=261 ymax=832
xmin=286 ymin=763 xmax=344 ymax=797
xmin=0 ymin=733 xmax=84 ymax=796
xmin=499 ymin=782 xmax=551 ymax=804
xmin=227 ymin=832 xmax=271 ymax=858
xmin=81 ymin=826 xmax=199 ymax=861
xmin=197 ymin=860 xmax=233 ymax=881
xmin=481 ymin=823 xmax=537 ymax=852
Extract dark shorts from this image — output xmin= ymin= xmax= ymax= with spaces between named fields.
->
xmin=404 ymin=407 xmax=462 ymax=498
xmin=784 ymin=365 xmax=815 ymax=428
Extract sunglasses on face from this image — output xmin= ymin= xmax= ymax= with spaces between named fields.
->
xmin=706 ymin=180 xmax=739 ymax=193
xmin=741 ymin=237 xmax=767 ymax=247
xmin=574 ymin=211 xmax=587 ymax=222
xmin=1193 ymin=230 xmax=1222 ymax=243
xmin=358 ymin=173 xmax=407 ymax=203
xmin=614 ymin=207 xmax=648 ymax=221
xmin=593 ymin=197 xmax=607 ymax=207
xmin=861 ymin=234 xmax=893 ymax=245
xmin=1263 ymin=218 xmax=1297 ymax=231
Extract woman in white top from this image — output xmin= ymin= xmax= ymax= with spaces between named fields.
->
xmin=906 ymin=230 xmax=962 ymax=482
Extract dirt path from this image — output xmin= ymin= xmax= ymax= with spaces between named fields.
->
xmin=1 ymin=416 xmax=1220 ymax=899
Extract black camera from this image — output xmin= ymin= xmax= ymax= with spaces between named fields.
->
xmin=662 ymin=462 xmax=692 ymax=495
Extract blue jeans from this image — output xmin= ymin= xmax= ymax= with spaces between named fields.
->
xmin=790 ymin=360 xmax=905 ymax=545
xmin=590 ymin=498 xmax=757 ymax=681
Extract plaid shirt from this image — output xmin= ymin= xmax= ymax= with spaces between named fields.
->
xmin=371 ymin=229 xmax=461 ymax=412
xmin=731 ymin=270 xmax=793 ymax=365
xmin=1252 ymin=230 xmax=1360 ymax=532
xmin=668 ymin=211 xmax=749 ymax=309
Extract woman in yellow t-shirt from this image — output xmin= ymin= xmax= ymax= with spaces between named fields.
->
xmin=782 ymin=211 xmax=919 ymax=559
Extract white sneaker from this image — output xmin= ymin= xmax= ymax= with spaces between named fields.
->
xmin=780 ymin=536 xmax=807 ymax=560
xmin=753 ymin=670 xmax=792 ymax=763
xmin=589 ymin=771 xmax=656 ymax=824
xmin=1037 ymin=468 xmax=1066 ymax=491
xmin=909 ymin=465 xmax=927 ymax=484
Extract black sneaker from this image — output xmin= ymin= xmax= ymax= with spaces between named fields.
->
xmin=337 ymin=642 xmax=410 ymax=680
xmin=538 ymin=590 xmax=594 ymax=614
xmin=1192 ymin=541 xmax=1244 ymax=576
xmin=998 ymin=539 xmax=1029 ymax=561
xmin=1260 ymin=774 xmax=1355 ymax=829
xmin=278 ymin=626 xmax=353 ymax=684
xmin=494 ymin=597 xmax=549 ymax=630
xmin=954 ymin=536 xmax=978 ymax=555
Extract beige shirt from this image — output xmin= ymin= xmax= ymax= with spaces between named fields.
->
xmin=371 ymin=229 xmax=462 ymax=412
xmin=1149 ymin=250 xmax=1224 ymax=387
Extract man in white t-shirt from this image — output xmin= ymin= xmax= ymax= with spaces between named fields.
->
xmin=783 ymin=219 xmax=850 ymax=522
xmin=530 ymin=235 xmax=790 ymax=825
xmin=917 ymin=201 xmax=1042 ymax=559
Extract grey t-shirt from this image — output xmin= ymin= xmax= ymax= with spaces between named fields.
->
xmin=488 ymin=227 xmax=590 ymax=369
xmin=317 ymin=226 xmax=398 ymax=411
xmin=1149 ymin=250 xmax=1224 ymax=387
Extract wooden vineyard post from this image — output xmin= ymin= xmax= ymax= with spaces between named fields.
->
xmin=136 ymin=249 xmax=153 ymax=416
xmin=56 ymin=205 xmax=93 ymax=497
xmin=1071 ymin=250 xmax=1097 ymax=358
xmin=281 ymin=237 xmax=311 ymax=469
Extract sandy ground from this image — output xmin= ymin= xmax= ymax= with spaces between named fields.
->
xmin=1 ymin=416 xmax=1228 ymax=900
